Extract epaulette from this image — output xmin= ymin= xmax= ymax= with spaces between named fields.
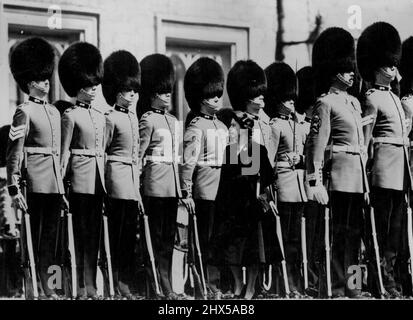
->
xmin=269 ymin=118 xmax=279 ymax=126
xmin=189 ymin=116 xmax=201 ymax=126
xmin=141 ymin=111 xmax=153 ymax=119
xmin=63 ymin=105 xmax=76 ymax=114
xmin=365 ymin=89 xmax=375 ymax=97
xmin=402 ymin=94 xmax=413 ymax=102
xmin=104 ymin=109 xmax=113 ymax=116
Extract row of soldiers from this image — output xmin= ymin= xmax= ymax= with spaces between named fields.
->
xmin=4 ymin=19 xmax=413 ymax=300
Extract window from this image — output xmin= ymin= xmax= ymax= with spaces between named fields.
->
xmin=0 ymin=3 xmax=98 ymax=125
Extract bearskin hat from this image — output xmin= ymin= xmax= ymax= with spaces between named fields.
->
xmin=140 ymin=54 xmax=175 ymax=99
xmin=58 ymin=42 xmax=103 ymax=97
xmin=227 ymin=60 xmax=267 ymax=111
xmin=312 ymin=27 xmax=355 ymax=96
xmin=400 ymin=37 xmax=413 ymax=96
xmin=102 ymin=50 xmax=140 ymax=106
xmin=264 ymin=62 xmax=297 ymax=117
xmin=184 ymin=57 xmax=224 ymax=112
xmin=357 ymin=22 xmax=401 ymax=83
xmin=9 ymin=37 xmax=55 ymax=94
xmin=296 ymin=66 xmax=316 ymax=114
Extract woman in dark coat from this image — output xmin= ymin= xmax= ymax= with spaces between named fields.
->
xmin=213 ymin=108 xmax=275 ymax=299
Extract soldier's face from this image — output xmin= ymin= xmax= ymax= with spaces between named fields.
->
xmin=202 ymin=96 xmax=223 ymax=114
xmin=79 ymin=86 xmax=97 ymax=102
xmin=337 ymin=72 xmax=354 ymax=87
xmin=247 ymin=95 xmax=265 ymax=112
xmin=118 ymin=90 xmax=138 ymax=107
xmin=154 ymin=93 xmax=171 ymax=109
xmin=378 ymin=66 xmax=397 ymax=81
xmin=29 ymin=79 xmax=50 ymax=95
xmin=282 ymin=99 xmax=295 ymax=111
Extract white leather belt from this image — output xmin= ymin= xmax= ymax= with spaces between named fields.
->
xmin=326 ymin=145 xmax=366 ymax=154
xmin=277 ymin=161 xmax=293 ymax=168
xmin=24 ymin=147 xmax=59 ymax=156
xmin=373 ymin=137 xmax=409 ymax=146
xmin=71 ymin=149 xmax=104 ymax=157
xmin=106 ymin=155 xmax=137 ymax=165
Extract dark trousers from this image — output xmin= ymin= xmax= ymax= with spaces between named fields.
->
xmin=106 ymin=198 xmax=139 ymax=296
xmin=304 ymin=200 xmax=324 ymax=294
xmin=278 ymin=202 xmax=305 ymax=293
xmin=330 ymin=192 xmax=363 ymax=297
xmin=368 ymin=187 xmax=405 ymax=294
xmin=144 ymin=196 xmax=177 ymax=296
xmin=26 ymin=193 xmax=60 ymax=296
xmin=195 ymin=199 xmax=220 ymax=293
xmin=70 ymin=193 xmax=103 ymax=297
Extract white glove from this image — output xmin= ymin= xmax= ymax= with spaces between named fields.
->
xmin=11 ymin=192 xmax=28 ymax=212
xmin=306 ymin=183 xmax=329 ymax=205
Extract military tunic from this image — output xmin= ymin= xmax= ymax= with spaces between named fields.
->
xmin=105 ymin=105 xmax=141 ymax=201
xmin=6 ymin=96 xmax=64 ymax=297
xmin=270 ymin=112 xmax=308 ymax=202
xmin=61 ymin=101 xmax=106 ymax=194
xmin=180 ymin=113 xmax=228 ymax=201
xmin=401 ymin=93 xmax=413 ymax=168
xmin=138 ymin=108 xmax=181 ymax=198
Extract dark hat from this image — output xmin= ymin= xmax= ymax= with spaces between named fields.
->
xmin=400 ymin=37 xmax=413 ymax=81
xmin=58 ymin=42 xmax=103 ymax=97
xmin=264 ymin=62 xmax=297 ymax=116
xmin=312 ymin=27 xmax=355 ymax=95
xmin=102 ymin=50 xmax=141 ymax=106
xmin=227 ymin=60 xmax=267 ymax=111
xmin=9 ymin=37 xmax=55 ymax=94
xmin=296 ymin=66 xmax=316 ymax=113
xmin=184 ymin=57 xmax=224 ymax=112
xmin=357 ymin=22 xmax=401 ymax=83
xmin=140 ymin=53 xmax=175 ymax=98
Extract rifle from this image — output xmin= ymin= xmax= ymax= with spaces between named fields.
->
xmin=102 ymin=213 xmax=115 ymax=299
xmin=190 ymin=209 xmax=208 ymax=298
xmin=20 ymin=152 xmax=39 ymax=300
xmin=142 ymin=213 xmax=161 ymax=296
xmin=301 ymin=215 xmax=309 ymax=290
xmin=66 ymin=208 xmax=77 ymax=299
xmin=367 ymin=201 xmax=386 ymax=298
xmin=324 ymin=144 xmax=333 ymax=298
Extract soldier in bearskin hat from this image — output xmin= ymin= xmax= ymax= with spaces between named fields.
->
xmin=296 ymin=66 xmax=322 ymax=297
xmin=264 ymin=62 xmax=308 ymax=298
xmin=102 ymin=50 xmax=143 ymax=300
xmin=358 ymin=22 xmax=412 ymax=298
xmin=59 ymin=42 xmax=105 ymax=300
xmin=137 ymin=54 xmax=183 ymax=300
xmin=7 ymin=37 xmax=64 ymax=299
xmin=227 ymin=60 xmax=271 ymax=161
xmin=306 ymin=27 xmax=369 ymax=298
xmin=180 ymin=57 xmax=228 ymax=299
